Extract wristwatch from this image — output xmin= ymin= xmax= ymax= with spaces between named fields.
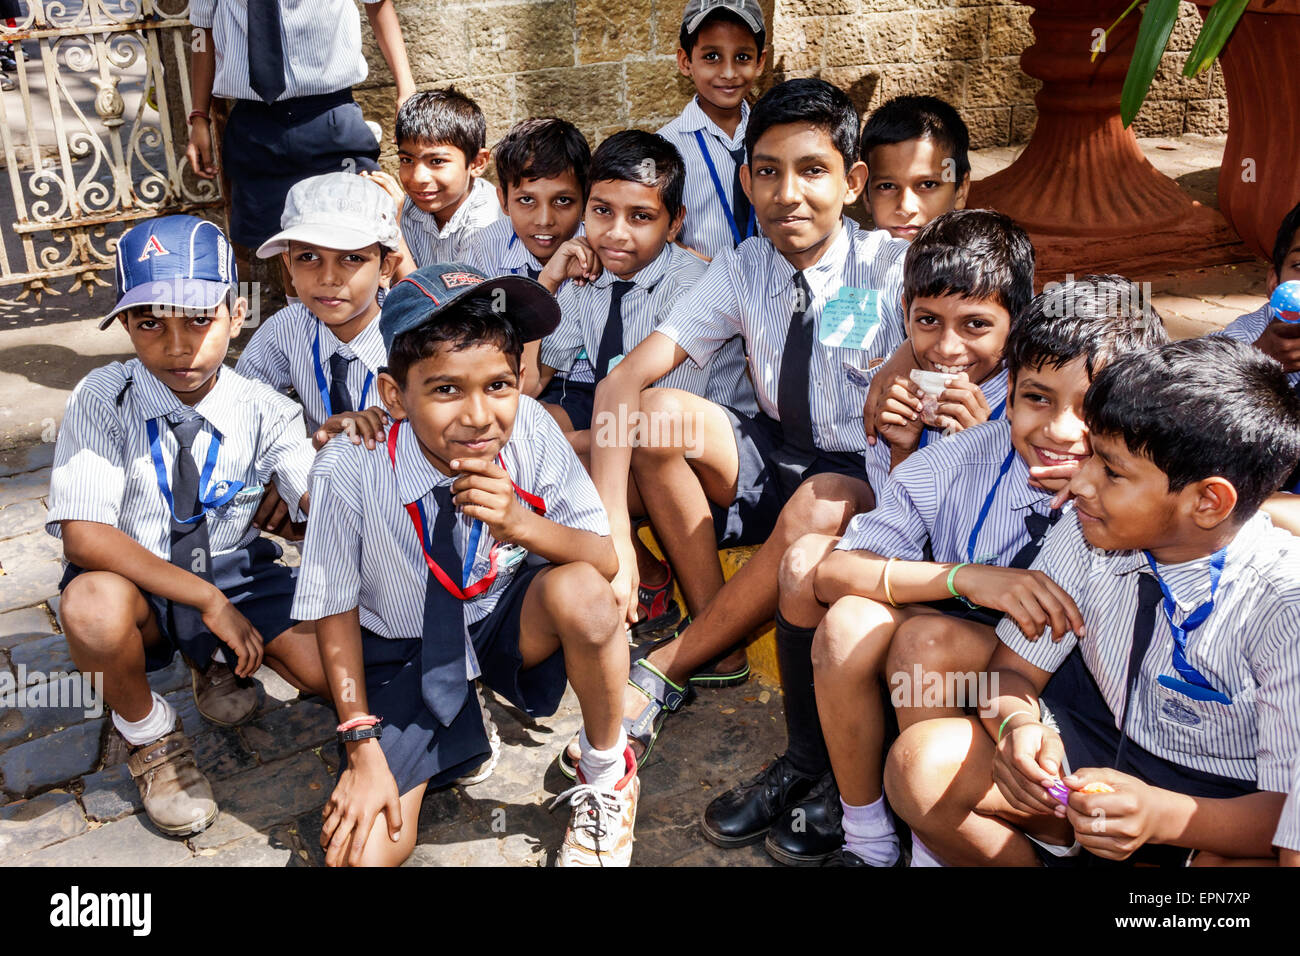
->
xmin=338 ymin=724 xmax=382 ymax=745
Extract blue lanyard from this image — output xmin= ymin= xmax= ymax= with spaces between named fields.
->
xmin=311 ymin=327 xmax=374 ymax=419
xmin=1143 ymin=548 xmax=1231 ymax=701
xmin=965 ymin=449 xmax=1016 ymax=563
xmin=692 ymin=130 xmax=755 ymax=247
xmin=145 ymin=418 xmax=244 ymax=524
xmin=919 ymin=396 xmax=1007 ymax=449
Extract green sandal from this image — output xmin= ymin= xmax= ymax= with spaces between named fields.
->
xmin=556 ymin=659 xmax=692 ymax=780
xmin=632 ymin=617 xmax=750 ymax=689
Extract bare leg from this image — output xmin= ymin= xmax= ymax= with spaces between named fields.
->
xmin=884 ymin=614 xmax=1000 ymax=731
xmin=884 ymin=716 xmax=1073 ymax=866
xmin=345 ymin=783 xmax=427 ymax=867
xmin=264 ymin=621 xmax=332 ymax=702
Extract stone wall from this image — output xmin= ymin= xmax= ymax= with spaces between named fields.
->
xmin=356 ymin=0 xmax=1228 ymax=160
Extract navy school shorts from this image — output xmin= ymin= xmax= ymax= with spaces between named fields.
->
xmin=1031 ymin=648 xmax=1257 ymax=868
xmin=338 ymin=561 xmax=569 ymax=796
xmin=537 ymin=376 xmax=596 ymax=433
xmin=222 ymin=90 xmax=380 ymax=249
xmin=58 ymin=535 xmax=296 ymax=673
xmin=711 ymin=408 xmax=867 ymax=547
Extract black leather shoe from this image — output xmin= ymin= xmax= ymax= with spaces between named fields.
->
xmin=764 ymin=770 xmax=845 ymax=866
xmin=821 ymin=846 xmax=907 ymax=867
xmin=700 ymin=754 xmax=821 ymax=848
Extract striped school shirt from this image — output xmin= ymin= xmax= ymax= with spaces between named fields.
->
xmin=999 ymin=509 xmax=1300 ymax=791
xmin=657 ymin=96 xmax=753 ymax=260
xmin=656 ymin=217 xmax=909 ymax=453
xmin=1277 ymin=761 xmax=1300 ymax=852
xmin=292 ymin=396 xmax=610 ymax=662
xmin=541 ymin=242 xmax=757 ymax=413
xmin=1217 ymin=304 xmax=1300 ymax=389
xmin=839 ymin=418 xmax=1051 ymax=562
xmin=462 ymin=217 xmax=586 ymax=279
xmin=235 ymin=302 xmax=386 ymax=433
xmin=861 ymin=365 xmax=1009 ymax=498
xmin=401 ymin=179 xmax=504 ymax=270
xmin=189 ymin=0 xmax=384 ymax=102
xmin=46 ymin=360 xmax=315 ymax=558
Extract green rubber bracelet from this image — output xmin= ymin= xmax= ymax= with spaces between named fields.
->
xmin=947 ymin=562 xmax=969 ymax=599
xmin=998 ymin=710 xmax=1034 ymax=742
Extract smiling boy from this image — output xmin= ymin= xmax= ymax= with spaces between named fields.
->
xmin=293 ymin=263 xmax=639 ymax=867
xmin=391 ymin=88 xmax=502 ymax=277
xmin=658 ymin=0 xmax=767 ymax=259
xmin=48 ymin=216 xmax=327 ymax=838
xmin=587 ymin=79 xmax=907 ymax=767
xmin=887 ymin=337 xmax=1300 ymax=867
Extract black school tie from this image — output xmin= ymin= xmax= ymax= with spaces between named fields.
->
xmin=525 ymin=266 xmax=540 ymax=281
xmin=594 ymin=280 xmax=635 ymax=382
xmin=247 ymin=0 xmax=286 ymax=104
xmin=1008 ymin=508 xmax=1063 ymax=570
xmin=420 ymin=486 xmax=470 ymax=727
xmin=777 ymin=272 xmax=815 ymax=452
xmin=168 ymin=417 xmax=215 ymax=639
xmin=1114 ymin=572 xmax=1165 ymax=769
xmin=728 ymin=146 xmax=751 ymax=244
xmin=328 ymin=351 xmax=355 ymax=416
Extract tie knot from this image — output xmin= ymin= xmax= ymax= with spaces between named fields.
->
xmin=431 ymin=484 xmax=454 ymax=510
xmin=611 ymin=280 xmax=635 ymax=298
xmin=792 ymin=271 xmax=811 ymax=313
xmin=329 ymin=351 xmax=354 ymax=373
xmin=1137 ymin=570 xmax=1164 ymax=608
xmin=728 ymin=146 xmax=746 ymax=165
xmin=170 ymin=416 xmax=205 ymax=449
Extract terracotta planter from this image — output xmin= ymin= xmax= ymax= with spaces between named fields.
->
xmin=1198 ymin=0 xmax=1300 ymax=259
xmin=969 ymin=0 xmax=1248 ymax=281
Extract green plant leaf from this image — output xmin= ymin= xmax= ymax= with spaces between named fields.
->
xmin=1093 ymin=0 xmax=1142 ymax=63
xmin=1121 ymin=0 xmax=1183 ymax=127
xmin=1184 ymin=0 xmax=1249 ymax=76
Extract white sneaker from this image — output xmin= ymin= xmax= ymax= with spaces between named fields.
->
xmin=550 ymin=746 xmax=639 ymax=867
xmin=455 ymin=683 xmax=501 ymax=787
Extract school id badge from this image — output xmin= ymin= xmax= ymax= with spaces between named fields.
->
xmin=818 ymin=287 xmax=882 ymax=350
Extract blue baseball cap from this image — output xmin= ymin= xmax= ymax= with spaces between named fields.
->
xmin=100 ymin=215 xmax=237 ymax=329
xmin=379 ymin=263 xmax=560 ymax=354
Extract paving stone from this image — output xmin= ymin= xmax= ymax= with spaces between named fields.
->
xmin=176 ymin=827 xmax=298 ymax=867
xmin=0 ymin=698 xmax=99 ymax=748
xmin=192 ymin=727 xmax=258 ymax=778
xmin=0 ymin=531 xmax=63 ymax=612
xmin=0 ymin=719 xmax=102 ymax=796
xmin=253 ymin=664 xmax=302 ymax=709
xmin=0 ymin=791 xmax=88 ymax=861
xmin=146 ymin=656 xmax=191 ymax=695
xmin=0 ymin=606 xmax=55 ymax=650
xmin=190 ymin=752 xmax=332 ymax=850
xmin=8 ymin=632 xmax=74 ymax=678
xmin=0 ymin=465 xmax=52 ymax=502
xmin=79 ymin=763 xmax=142 ymax=823
xmin=240 ymin=697 xmax=335 ymax=763
xmin=0 ymin=499 xmax=45 ymax=542
xmin=20 ymin=812 xmax=194 ymax=866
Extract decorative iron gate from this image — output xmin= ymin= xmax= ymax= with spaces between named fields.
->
xmin=0 ymin=0 xmax=220 ymax=301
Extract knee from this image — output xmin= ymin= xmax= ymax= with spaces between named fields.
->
xmin=59 ymin=572 xmax=136 ymax=650
xmin=888 ymin=615 xmax=952 ymax=673
xmin=777 ymin=533 xmax=826 ymax=601
xmin=542 ymin=563 xmax=621 ymax=648
xmin=811 ymin=596 xmax=894 ymax=678
xmin=778 ymin=475 xmax=866 ymax=538
xmin=883 ymin=719 xmax=975 ymax=825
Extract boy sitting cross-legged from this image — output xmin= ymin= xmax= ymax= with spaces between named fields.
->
xmin=48 ymin=216 xmax=328 ymax=837
xmin=586 ymin=78 xmax=908 ymax=766
xmin=789 ymin=276 xmax=1168 ymax=867
xmin=887 ymin=336 xmax=1300 ymax=867
xmin=294 ymin=263 xmax=639 ymax=867
xmin=700 ymin=210 xmax=1039 ymax=864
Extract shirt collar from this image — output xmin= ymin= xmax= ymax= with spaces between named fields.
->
xmin=393 ymin=420 xmax=455 ymax=505
xmin=131 ymin=359 xmax=242 ymax=438
xmin=680 ymin=96 xmax=749 ymax=149
xmin=593 ymin=242 xmax=674 ymax=292
xmin=502 ymin=230 xmax=544 ymax=273
xmin=314 ymin=313 xmax=387 ymax=372
xmin=404 ymin=179 xmax=495 ymax=240
xmin=765 ymin=216 xmax=855 ymax=299
xmin=1003 ymin=442 xmax=1053 ymax=513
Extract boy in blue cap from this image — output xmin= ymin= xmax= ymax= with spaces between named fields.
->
xmin=47 ymin=215 xmax=328 ymax=837
xmin=293 ymin=263 xmax=639 ymax=867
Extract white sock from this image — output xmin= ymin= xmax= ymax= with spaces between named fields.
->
xmin=841 ymin=794 xmax=899 ymax=866
xmin=112 ymin=692 xmax=178 ymax=746
xmin=577 ymin=726 xmax=629 ymax=791
xmin=910 ymin=833 xmax=945 ymax=867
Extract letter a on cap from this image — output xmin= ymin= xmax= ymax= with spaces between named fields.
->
xmin=138 ymin=235 xmax=169 ymax=261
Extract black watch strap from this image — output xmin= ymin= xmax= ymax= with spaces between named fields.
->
xmin=338 ymin=724 xmax=382 ymax=745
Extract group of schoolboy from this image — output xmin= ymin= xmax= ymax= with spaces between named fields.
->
xmin=47 ymin=0 xmax=1300 ymax=868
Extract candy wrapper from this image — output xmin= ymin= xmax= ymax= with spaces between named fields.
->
xmin=1270 ymin=280 xmax=1300 ymax=324
xmin=1045 ymin=778 xmax=1114 ymax=805
xmin=909 ymin=369 xmax=954 ymax=430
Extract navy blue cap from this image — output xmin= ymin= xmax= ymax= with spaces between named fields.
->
xmin=379 ymin=263 xmax=560 ymax=353
xmin=101 ymin=215 xmax=237 ymax=329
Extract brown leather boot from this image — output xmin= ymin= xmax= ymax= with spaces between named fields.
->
xmin=190 ymin=658 xmax=259 ymax=727
xmin=125 ymin=720 xmax=218 ymax=836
